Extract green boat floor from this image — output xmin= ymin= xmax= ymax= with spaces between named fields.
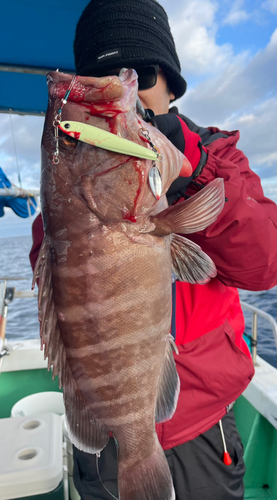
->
xmin=245 ymin=489 xmax=276 ymax=500
xmin=1 ymin=368 xmax=276 ymax=500
xmin=234 ymin=397 xmax=277 ymax=500
xmin=0 ymin=368 xmax=62 ymax=418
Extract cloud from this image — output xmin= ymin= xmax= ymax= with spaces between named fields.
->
xmin=169 ymin=0 xmax=234 ymax=77
xmin=177 ymin=28 xmax=277 ymax=124
xmin=0 ymin=113 xmax=43 ymax=189
xmin=262 ymin=0 xmax=277 ymax=14
xmin=169 ymin=4 xmax=276 ymax=196
xmin=261 ymin=176 xmax=277 ymax=204
xmin=223 ymin=0 xmax=250 ymax=26
xmin=218 ymin=97 xmax=277 ymax=178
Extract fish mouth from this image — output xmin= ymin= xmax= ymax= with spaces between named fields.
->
xmin=47 ymin=71 xmax=126 ymax=106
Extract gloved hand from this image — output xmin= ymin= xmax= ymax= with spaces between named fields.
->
xmin=145 ymin=111 xmax=186 ymax=154
xmin=145 ymin=111 xmax=207 ymax=204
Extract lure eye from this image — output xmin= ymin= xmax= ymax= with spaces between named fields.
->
xmin=59 ymin=130 xmax=78 ymax=149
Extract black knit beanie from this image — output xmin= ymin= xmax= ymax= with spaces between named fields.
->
xmin=74 ymin=0 xmax=187 ymax=99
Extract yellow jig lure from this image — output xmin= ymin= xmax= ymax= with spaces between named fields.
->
xmin=59 ymin=121 xmax=162 ymax=162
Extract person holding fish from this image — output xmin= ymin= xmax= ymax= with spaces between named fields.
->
xmin=30 ymin=0 xmax=277 ymax=499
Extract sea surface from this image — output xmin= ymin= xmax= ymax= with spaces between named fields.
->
xmin=0 ymin=235 xmax=277 ymax=368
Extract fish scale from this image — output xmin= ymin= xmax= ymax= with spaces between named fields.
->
xmin=35 ymin=68 xmax=225 ymax=500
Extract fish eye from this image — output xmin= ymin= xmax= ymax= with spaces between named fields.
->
xmin=59 ymin=130 xmax=78 ymax=149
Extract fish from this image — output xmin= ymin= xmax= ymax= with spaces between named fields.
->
xmin=34 ymin=68 xmax=225 ymax=500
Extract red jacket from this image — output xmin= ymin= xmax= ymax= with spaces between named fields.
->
xmin=156 ymin=119 xmax=277 ymax=449
xmin=30 ymin=117 xmax=277 ymax=450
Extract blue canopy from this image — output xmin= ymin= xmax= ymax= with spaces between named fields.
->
xmin=0 ymin=0 xmax=89 ymax=115
xmin=0 ymin=168 xmax=37 ymax=218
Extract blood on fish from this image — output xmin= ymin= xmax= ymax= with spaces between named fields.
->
xmin=107 ymin=117 xmax=117 ymax=135
xmin=91 ymin=156 xmax=142 ymax=223
xmin=122 ymin=211 xmax=137 ymax=223
xmin=54 ymin=79 xmax=124 ymax=117
xmin=131 ymin=161 xmax=145 ymax=217
xmin=88 ymin=103 xmax=123 ymax=119
xmin=93 ymin=157 xmax=131 ymax=178
xmin=67 ymin=131 xmax=81 ymax=140
xmin=55 ymin=80 xmax=87 ymax=102
xmin=119 ymin=160 xmax=146 ymax=222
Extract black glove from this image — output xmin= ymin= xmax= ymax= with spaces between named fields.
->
xmin=145 ymin=111 xmax=194 ymax=204
xmin=145 ymin=111 xmax=186 ymax=154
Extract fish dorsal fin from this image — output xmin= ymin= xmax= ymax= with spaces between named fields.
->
xmin=33 ymin=236 xmax=109 ymax=454
xmin=171 ymin=234 xmax=217 ymax=284
xmin=150 ymin=178 xmax=225 ymax=236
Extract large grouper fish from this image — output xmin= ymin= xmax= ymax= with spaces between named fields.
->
xmin=34 ymin=68 xmax=225 ymax=500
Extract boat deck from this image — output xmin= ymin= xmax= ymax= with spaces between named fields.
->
xmin=0 ymin=339 xmax=276 ymax=500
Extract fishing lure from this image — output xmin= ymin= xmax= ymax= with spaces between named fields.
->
xmin=59 ymin=121 xmax=162 ymax=163
xmin=59 ymin=120 xmax=163 ymax=200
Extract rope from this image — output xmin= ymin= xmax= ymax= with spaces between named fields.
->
xmin=9 ymin=111 xmax=22 ymax=188
xmin=243 ymin=332 xmax=258 ymax=347
xmin=26 ymin=197 xmax=32 ymax=220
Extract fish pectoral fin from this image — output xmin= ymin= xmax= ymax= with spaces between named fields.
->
xmin=155 ymin=334 xmax=180 ymax=424
xmin=171 ymin=233 xmax=217 ymax=284
xmin=150 ymin=178 xmax=225 ymax=236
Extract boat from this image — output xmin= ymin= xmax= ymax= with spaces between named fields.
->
xmin=1 ymin=2 xmax=276 ymax=498
xmin=0 ymin=278 xmax=276 ymax=500
xmin=0 ymin=167 xmax=39 ymax=222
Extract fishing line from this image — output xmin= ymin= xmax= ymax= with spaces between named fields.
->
xmin=52 ymin=75 xmax=77 ymax=165
xmin=95 ymin=441 xmax=119 ymax=500
xmin=9 ymin=111 xmax=22 ymax=188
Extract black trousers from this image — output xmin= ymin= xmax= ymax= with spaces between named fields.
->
xmin=73 ymin=410 xmax=245 ymax=500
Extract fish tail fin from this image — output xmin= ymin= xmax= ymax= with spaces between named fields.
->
xmin=118 ymin=439 xmax=175 ymax=500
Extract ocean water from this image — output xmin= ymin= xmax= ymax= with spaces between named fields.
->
xmin=0 ymin=235 xmax=277 ymax=368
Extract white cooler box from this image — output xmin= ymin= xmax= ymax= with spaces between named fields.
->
xmin=0 ymin=412 xmax=63 ymax=500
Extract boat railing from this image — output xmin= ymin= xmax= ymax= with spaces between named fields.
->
xmin=1 ymin=280 xmax=277 ymax=368
xmin=240 ymin=301 xmax=277 ymax=365
xmin=0 ymin=278 xmax=37 ymax=356
xmin=0 ymin=187 xmax=40 ymax=198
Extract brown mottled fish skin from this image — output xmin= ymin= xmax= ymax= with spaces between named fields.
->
xmin=37 ymin=68 xmax=188 ymax=500
xmin=36 ymin=69 xmax=223 ymax=500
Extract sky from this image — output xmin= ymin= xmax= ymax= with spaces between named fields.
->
xmin=0 ymin=0 xmax=276 ymax=238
